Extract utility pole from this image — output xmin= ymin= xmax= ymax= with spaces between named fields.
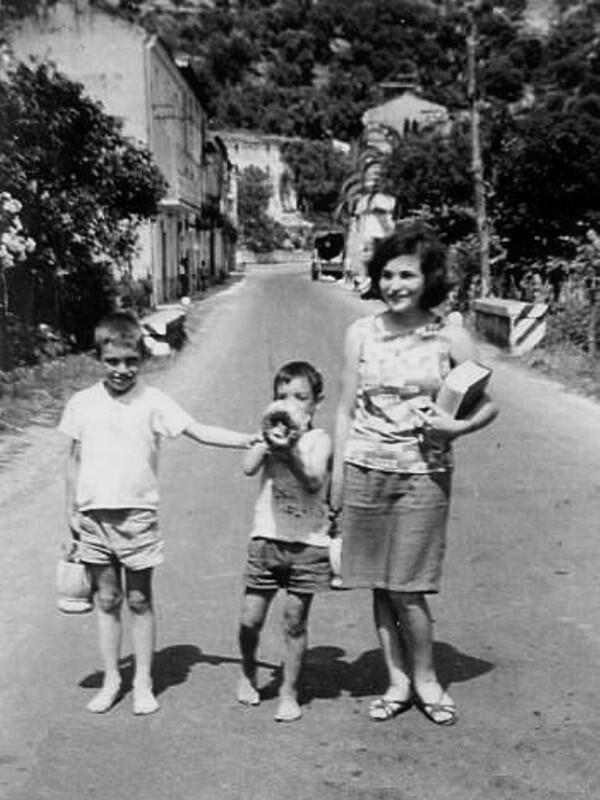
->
xmin=466 ymin=1 xmax=491 ymax=296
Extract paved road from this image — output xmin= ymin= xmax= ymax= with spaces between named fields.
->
xmin=2 ymin=264 xmax=600 ymax=800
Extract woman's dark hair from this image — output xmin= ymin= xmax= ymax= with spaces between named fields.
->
xmin=364 ymin=222 xmax=450 ymax=310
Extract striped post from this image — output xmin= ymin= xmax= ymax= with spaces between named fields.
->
xmin=473 ymin=298 xmax=548 ymax=355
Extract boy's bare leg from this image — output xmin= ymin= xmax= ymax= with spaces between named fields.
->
xmin=275 ymin=592 xmax=312 ymax=722
xmin=126 ymin=568 xmax=159 ymax=715
xmin=238 ymin=589 xmax=274 ymax=705
xmin=87 ymin=564 xmax=123 ymax=713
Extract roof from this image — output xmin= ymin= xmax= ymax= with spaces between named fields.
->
xmin=362 ymin=91 xmax=448 ymax=134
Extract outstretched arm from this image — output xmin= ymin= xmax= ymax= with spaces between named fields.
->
xmin=183 ymin=420 xmax=256 ymax=449
xmin=244 ymin=441 xmax=269 ymax=475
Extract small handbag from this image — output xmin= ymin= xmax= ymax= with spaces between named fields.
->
xmin=56 ymin=539 xmax=93 ymax=614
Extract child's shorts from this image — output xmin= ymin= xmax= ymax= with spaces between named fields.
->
xmin=244 ymin=538 xmax=330 ymax=594
xmin=71 ymin=509 xmax=164 ymax=571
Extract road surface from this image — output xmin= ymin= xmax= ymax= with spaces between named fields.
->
xmin=2 ymin=263 xmax=600 ymax=800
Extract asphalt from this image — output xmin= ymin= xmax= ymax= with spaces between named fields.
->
xmin=2 ymin=263 xmax=600 ymax=800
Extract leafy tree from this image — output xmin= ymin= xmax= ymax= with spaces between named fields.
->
xmin=72 ymin=0 xmax=600 ymax=274
xmin=381 ymin=126 xmax=473 ymax=241
xmin=281 ymin=139 xmax=351 ymax=221
xmin=237 ymin=165 xmax=286 ymax=252
xmin=0 ymin=192 xmax=36 ymax=369
xmin=490 ymin=102 xmax=600 ymax=260
xmin=0 ymin=61 xmax=166 ymax=351
xmin=0 ymin=0 xmax=56 ymax=28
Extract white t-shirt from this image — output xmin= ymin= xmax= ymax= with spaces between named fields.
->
xmin=249 ymin=429 xmax=330 ymax=548
xmin=58 ymin=381 xmax=194 ymax=511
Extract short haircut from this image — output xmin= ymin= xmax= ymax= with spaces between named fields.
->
xmin=273 ymin=361 xmax=324 ymax=400
xmin=365 ymin=222 xmax=450 ymax=310
xmin=94 ymin=310 xmax=144 ymax=356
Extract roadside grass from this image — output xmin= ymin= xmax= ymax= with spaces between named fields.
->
xmin=522 ymin=342 xmax=600 ymax=403
xmin=0 ymin=275 xmax=243 ymax=438
xmin=0 ymin=353 xmax=102 ymax=433
xmin=0 ymin=347 xmax=173 ymax=432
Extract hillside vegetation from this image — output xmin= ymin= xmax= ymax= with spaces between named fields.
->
xmin=6 ymin=4 xmax=600 ymax=294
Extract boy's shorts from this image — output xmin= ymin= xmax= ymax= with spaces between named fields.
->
xmin=71 ymin=509 xmax=164 ymax=571
xmin=244 ymin=537 xmax=330 ymax=594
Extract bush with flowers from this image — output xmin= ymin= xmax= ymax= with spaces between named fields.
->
xmin=0 ymin=192 xmax=36 ymax=368
xmin=0 ymin=192 xmax=35 ymax=275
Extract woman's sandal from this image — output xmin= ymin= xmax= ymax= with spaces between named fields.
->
xmin=415 ymin=692 xmax=458 ymax=726
xmin=368 ymin=696 xmax=413 ymax=721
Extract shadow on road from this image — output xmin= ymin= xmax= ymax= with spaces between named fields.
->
xmin=434 ymin=641 xmax=495 ymax=688
xmin=297 ymin=642 xmax=494 ymax=704
xmin=78 ymin=642 xmax=493 ymax=708
xmin=79 ymin=644 xmax=279 ymax=697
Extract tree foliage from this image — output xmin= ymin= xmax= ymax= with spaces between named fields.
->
xmin=280 ymin=140 xmax=351 ymax=221
xmin=12 ymin=1 xmax=600 ymax=279
xmin=0 ymin=61 xmax=166 ymax=349
xmin=381 ymin=125 xmax=473 ymax=240
xmin=488 ymin=103 xmax=600 ymax=260
xmin=237 ymin=165 xmax=286 ymax=252
xmin=130 ymin=0 xmax=531 ymax=141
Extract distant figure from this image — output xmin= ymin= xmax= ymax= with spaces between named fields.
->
xmin=59 ymin=311 xmax=255 ymax=715
xmin=199 ymin=259 xmax=208 ymax=291
xmin=237 ymin=361 xmax=332 ymax=722
xmin=178 ymin=255 xmax=190 ymax=297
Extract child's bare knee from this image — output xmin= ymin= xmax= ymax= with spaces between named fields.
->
xmin=283 ymin=611 xmax=307 ymax=639
xmin=97 ymin=591 xmax=122 ymax=613
xmin=127 ymin=589 xmax=151 ymax=615
xmin=240 ymin=616 xmax=263 ymax=634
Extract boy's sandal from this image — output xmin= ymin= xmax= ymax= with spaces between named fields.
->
xmin=415 ymin=693 xmax=457 ymax=726
xmin=368 ymin=696 xmax=413 ymax=721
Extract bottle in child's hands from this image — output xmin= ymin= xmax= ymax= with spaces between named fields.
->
xmin=261 ymin=400 xmax=308 ymax=449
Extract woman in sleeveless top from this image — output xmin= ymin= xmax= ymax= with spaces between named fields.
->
xmin=331 ymin=223 xmax=498 ymax=726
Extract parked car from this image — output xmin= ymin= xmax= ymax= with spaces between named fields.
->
xmin=311 ymin=229 xmax=345 ymax=280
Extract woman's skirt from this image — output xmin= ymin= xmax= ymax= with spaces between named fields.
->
xmin=340 ymin=463 xmax=451 ymax=593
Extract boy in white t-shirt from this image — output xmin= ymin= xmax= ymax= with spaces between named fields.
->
xmin=59 ymin=311 xmax=254 ymax=715
xmin=237 ymin=362 xmax=332 ymax=722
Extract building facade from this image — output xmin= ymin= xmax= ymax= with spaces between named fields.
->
xmin=344 ymin=84 xmax=450 ymax=278
xmin=214 ymin=129 xmax=308 ymax=234
xmin=10 ymin=0 xmax=235 ymax=303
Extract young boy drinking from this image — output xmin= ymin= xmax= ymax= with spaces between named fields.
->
xmin=237 ymin=361 xmax=332 ymax=722
xmin=59 ymin=311 xmax=255 ymax=715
